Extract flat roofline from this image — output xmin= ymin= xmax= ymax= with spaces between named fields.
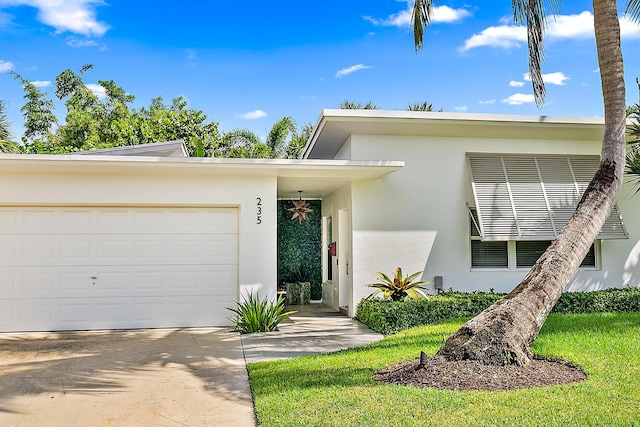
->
xmin=302 ymin=109 xmax=611 ymax=160
xmin=0 ymin=154 xmax=404 ymax=199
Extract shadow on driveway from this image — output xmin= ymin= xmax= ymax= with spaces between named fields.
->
xmin=0 ymin=328 xmax=255 ymax=426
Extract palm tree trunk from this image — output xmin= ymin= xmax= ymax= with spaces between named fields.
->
xmin=436 ymin=0 xmax=627 ymax=366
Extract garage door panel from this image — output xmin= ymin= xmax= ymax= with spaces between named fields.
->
xmin=0 ymin=206 xmax=238 ymax=332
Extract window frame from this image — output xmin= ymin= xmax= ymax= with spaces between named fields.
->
xmin=469 ymin=207 xmax=600 ymax=271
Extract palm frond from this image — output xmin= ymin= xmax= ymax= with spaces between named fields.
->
xmin=266 ymin=116 xmax=296 ymax=156
xmin=513 ymin=0 xmax=548 ymax=107
xmin=412 ymin=0 xmax=433 ymax=51
xmin=626 ymin=0 xmax=640 ymax=22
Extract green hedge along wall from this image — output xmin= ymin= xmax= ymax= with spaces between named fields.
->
xmin=277 ymin=199 xmax=322 ymax=300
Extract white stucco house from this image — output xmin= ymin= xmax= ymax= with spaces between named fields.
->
xmin=1 ymin=110 xmax=639 ymax=332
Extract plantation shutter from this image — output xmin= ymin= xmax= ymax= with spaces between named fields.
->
xmin=467 ymin=153 xmax=628 ymax=241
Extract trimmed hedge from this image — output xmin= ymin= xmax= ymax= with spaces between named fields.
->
xmin=355 ymin=287 xmax=640 ymax=334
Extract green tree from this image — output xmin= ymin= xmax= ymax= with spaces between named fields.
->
xmin=133 ymin=96 xmax=221 ymax=157
xmin=7 ymin=70 xmax=57 ymax=145
xmin=0 ymin=100 xmax=20 ymax=153
xmin=625 ymin=102 xmax=640 ymax=192
xmin=413 ymin=0 xmax=634 ymax=366
xmin=10 ymin=65 xmax=221 ymax=156
xmin=337 ymin=100 xmax=380 ymax=110
xmin=406 ymin=101 xmax=442 ymax=112
xmin=221 ymin=116 xmax=301 ymax=159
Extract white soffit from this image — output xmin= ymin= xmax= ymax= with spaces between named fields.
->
xmin=467 ymin=153 xmax=628 ymax=241
xmin=0 ymin=155 xmax=403 ymax=199
xmin=303 ymin=109 xmax=607 ymax=160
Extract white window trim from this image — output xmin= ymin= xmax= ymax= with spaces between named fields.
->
xmin=469 ymin=207 xmax=601 ymax=271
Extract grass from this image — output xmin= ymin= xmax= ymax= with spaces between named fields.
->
xmin=248 ymin=313 xmax=640 ymax=427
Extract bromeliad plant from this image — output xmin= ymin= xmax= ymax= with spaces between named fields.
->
xmin=364 ymin=267 xmax=431 ymax=301
xmin=226 ymin=292 xmax=296 ymax=334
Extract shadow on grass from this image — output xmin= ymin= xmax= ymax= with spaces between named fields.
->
xmin=250 ymin=313 xmax=640 ymax=399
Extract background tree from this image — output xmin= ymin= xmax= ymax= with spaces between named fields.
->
xmin=8 ymin=70 xmax=57 ymax=147
xmin=337 ymin=100 xmax=380 ymax=110
xmin=10 ymin=65 xmax=222 ymax=156
xmin=221 ymin=116 xmax=304 ymax=159
xmin=406 ymin=101 xmax=442 ymax=112
xmin=413 ymin=0 xmax=634 ymax=366
xmin=0 ymin=100 xmax=20 ymax=153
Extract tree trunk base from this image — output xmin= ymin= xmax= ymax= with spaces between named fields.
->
xmin=436 ymin=305 xmax=533 ymax=366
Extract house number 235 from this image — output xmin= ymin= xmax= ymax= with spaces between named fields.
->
xmin=256 ymin=197 xmax=262 ymax=224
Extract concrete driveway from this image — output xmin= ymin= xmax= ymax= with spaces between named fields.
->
xmin=0 ymin=328 xmax=256 ymax=426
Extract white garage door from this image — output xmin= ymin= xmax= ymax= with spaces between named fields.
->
xmin=0 ymin=207 xmax=238 ymax=332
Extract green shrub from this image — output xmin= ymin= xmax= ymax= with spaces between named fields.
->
xmin=356 ymin=287 xmax=640 ymax=334
xmin=552 ymin=286 xmax=640 ymax=313
xmin=226 ymin=292 xmax=296 ymax=334
xmin=285 ymin=282 xmax=311 ymax=305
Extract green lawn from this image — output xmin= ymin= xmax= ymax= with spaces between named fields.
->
xmin=248 ymin=313 xmax=640 ymax=427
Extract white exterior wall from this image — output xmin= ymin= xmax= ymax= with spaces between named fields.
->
xmin=0 ymin=166 xmax=278 ymax=302
xmin=346 ymin=133 xmax=640 ymax=296
xmin=321 ymin=185 xmax=352 ymax=312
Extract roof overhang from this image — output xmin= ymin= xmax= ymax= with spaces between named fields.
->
xmin=76 ymin=140 xmax=189 ymax=157
xmin=0 ymin=154 xmax=403 ymax=199
xmin=303 ymin=109 xmax=609 ymax=160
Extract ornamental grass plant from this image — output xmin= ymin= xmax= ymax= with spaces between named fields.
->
xmin=226 ymin=292 xmax=296 ymax=334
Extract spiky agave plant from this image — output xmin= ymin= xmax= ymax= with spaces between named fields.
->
xmin=365 ymin=267 xmax=431 ymax=301
xmin=226 ymin=292 xmax=296 ymax=334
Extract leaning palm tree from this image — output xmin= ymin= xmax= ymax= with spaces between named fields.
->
xmin=413 ymin=0 xmax=635 ymax=365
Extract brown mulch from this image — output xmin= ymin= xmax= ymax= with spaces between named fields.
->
xmin=373 ymin=355 xmax=587 ymax=391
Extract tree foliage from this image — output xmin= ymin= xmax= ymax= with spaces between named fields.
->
xmin=221 ymin=117 xmax=311 ymax=159
xmin=338 ymin=100 xmax=380 ymax=110
xmin=10 ymin=65 xmax=222 ymax=156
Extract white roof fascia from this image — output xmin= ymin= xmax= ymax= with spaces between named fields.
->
xmin=304 ymin=109 xmax=612 ymax=160
xmin=0 ymin=154 xmax=403 ymax=198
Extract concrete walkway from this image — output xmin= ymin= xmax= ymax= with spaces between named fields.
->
xmin=241 ymin=304 xmax=384 ymax=363
xmin=0 ymin=304 xmax=383 ymax=426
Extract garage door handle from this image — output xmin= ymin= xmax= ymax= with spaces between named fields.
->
xmin=90 ymin=276 xmax=97 ymax=280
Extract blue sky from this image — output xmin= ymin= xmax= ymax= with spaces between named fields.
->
xmin=1 ymin=0 xmax=640 ymax=140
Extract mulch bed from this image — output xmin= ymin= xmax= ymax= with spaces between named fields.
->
xmin=374 ymin=355 xmax=587 ymax=391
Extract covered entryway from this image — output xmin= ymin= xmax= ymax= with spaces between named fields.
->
xmin=0 ymin=206 xmax=238 ymax=332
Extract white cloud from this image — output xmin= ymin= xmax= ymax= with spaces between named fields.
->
xmin=620 ymin=15 xmax=640 ymax=38
xmin=455 ymin=106 xmax=468 ymax=112
xmin=523 ymin=71 xmax=570 ymax=85
xmin=31 ymin=80 xmax=50 ymax=87
xmin=335 ymin=64 xmax=372 ymax=78
xmin=502 ymin=93 xmax=535 ymax=105
xmin=0 ymin=59 xmax=13 ymax=71
xmin=0 ymin=0 xmax=109 ymax=36
xmin=479 ymin=99 xmax=496 ymax=105
xmin=462 ymin=25 xmax=526 ymax=50
xmin=66 ymin=37 xmax=99 ymax=48
xmin=364 ymin=3 xmax=470 ymax=27
xmin=237 ymin=110 xmax=267 ymax=120
xmin=546 ymin=11 xmax=594 ymax=39
xmin=509 ymin=80 xmax=525 ymax=87
xmin=462 ymin=11 xmax=640 ymax=51
xmin=85 ymin=83 xmax=105 ymax=98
